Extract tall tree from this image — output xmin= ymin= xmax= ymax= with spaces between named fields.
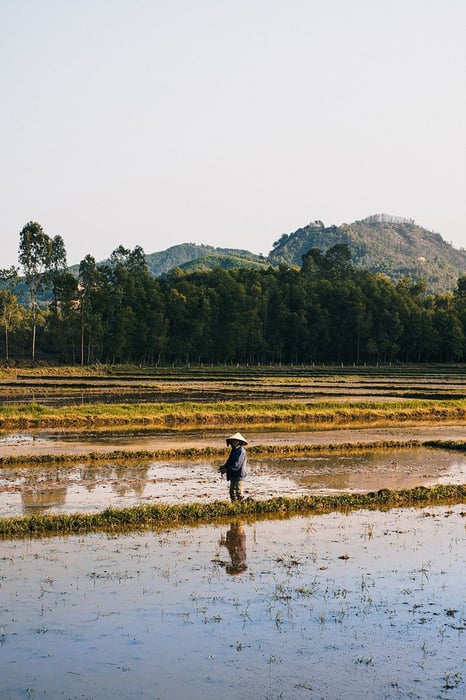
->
xmin=46 ymin=271 xmax=79 ymax=362
xmin=0 ymin=267 xmax=21 ymax=362
xmin=47 ymin=235 xmax=68 ymax=313
xmin=78 ymin=255 xmax=100 ymax=365
xmin=18 ymin=221 xmax=53 ymax=361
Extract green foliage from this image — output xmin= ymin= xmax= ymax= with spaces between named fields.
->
xmin=0 ymin=267 xmax=22 ymax=361
xmin=176 ymin=253 xmax=270 ymax=274
xmin=6 ymin=220 xmax=466 ymax=365
xmin=269 ymin=216 xmax=466 ymax=293
xmin=145 ymin=243 xmax=267 ymax=277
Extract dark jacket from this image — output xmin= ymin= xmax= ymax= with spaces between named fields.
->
xmin=223 ymin=445 xmax=247 ymax=481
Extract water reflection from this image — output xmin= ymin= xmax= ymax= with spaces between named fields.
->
xmin=1 ymin=448 xmax=466 ymax=517
xmin=1 ymin=509 xmax=465 ymax=700
xmin=22 ymin=484 xmax=67 ymax=513
xmin=5 ymin=462 xmax=152 ymax=515
xmin=220 ymin=522 xmax=247 ymax=575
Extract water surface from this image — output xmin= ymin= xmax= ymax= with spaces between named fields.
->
xmin=1 ymin=447 xmax=465 ymax=516
xmin=1 ymin=507 xmax=464 ymax=699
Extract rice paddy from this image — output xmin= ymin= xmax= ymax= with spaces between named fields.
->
xmin=1 ymin=507 xmax=464 ymax=699
xmin=1 ymin=365 xmax=466 ymax=698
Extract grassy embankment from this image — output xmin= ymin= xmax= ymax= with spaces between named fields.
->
xmin=1 ymin=438 xmax=466 ymax=467
xmin=1 ymin=483 xmax=465 ymax=538
xmin=1 ymin=398 xmax=466 ymax=429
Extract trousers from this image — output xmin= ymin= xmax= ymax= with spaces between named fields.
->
xmin=229 ymin=479 xmax=244 ymax=502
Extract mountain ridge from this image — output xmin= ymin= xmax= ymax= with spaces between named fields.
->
xmin=145 ymin=243 xmax=266 ymax=277
xmin=145 ymin=215 xmax=466 ymax=292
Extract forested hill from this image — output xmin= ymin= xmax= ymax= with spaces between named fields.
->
xmin=145 ymin=244 xmax=266 ymax=276
xmin=8 ymin=219 xmax=466 ymax=365
xmin=268 ymin=215 xmax=466 ymax=292
xmin=143 ymin=215 xmax=466 ymax=293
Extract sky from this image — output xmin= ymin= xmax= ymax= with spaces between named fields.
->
xmin=1 ymin=0 xmax=465 ymax=269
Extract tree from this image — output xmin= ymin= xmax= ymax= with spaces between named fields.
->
xmin=47 ymin=235 xmax=68 ymax=312
xmin=0 ymin=267 xmax=21 ymax=361
xmin=432 ymin=304 xmax=464 ymax=361
xmin=78 ymin=255 xmax=100 ymax=365
xmin=324 ymin=244 xmax=353 ymax=279
xmin=302 ymin=244 xmax=353 ymax=281
xmin=18 ymin=222 xmax=54 ymax=361
xmin=301 ymin=247 xmax=326 ymax=278
xmin=46 ymin=271 xmax=79 ymax=362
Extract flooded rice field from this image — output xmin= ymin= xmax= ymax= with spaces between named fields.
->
xmin=1 ymin=447 xmax=466 ymax=517
xmin=2 ymin=422 xmax=466 ymax=456
xmin=1 ymin=424 xmax=466 ymax=516
xmin=1 ymin=507 xmax=465 ymax=699
xmin=1 ymin=409 xmax=465 ymax=699
xmin=4 ymin=370 xmax=466 ymax=407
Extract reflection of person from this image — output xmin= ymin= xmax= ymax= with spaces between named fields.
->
xmin=219 ymin=432 xmax=248 ymax=502
xmin=220 ymin=522 xmax=247 ymax=575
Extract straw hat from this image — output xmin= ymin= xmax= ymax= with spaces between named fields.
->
xmin=226 ymin=432 xmax=248 ymax=446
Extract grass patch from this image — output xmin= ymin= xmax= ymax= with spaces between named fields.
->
xmin=1 ymin=484 xmax=465 ymax=538
xmin=1 ymin=399 xmax=466 ymax=429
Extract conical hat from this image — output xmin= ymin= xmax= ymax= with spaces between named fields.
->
xmin=226 ymin=432 xmax=248 ymax=445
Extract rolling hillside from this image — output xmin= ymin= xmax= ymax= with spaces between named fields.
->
xmin=145 ymin=243 xmax=266 ymax=277
xmin=58 ymin=214 xmax=466 ymax=293
xmin=141 ymin=215 xmax=466 ymax=292
xmin=268 ymin=215 xmax=466 ymax=292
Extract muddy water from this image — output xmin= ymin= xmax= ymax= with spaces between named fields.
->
xmin=1 ymin=447 xmax=466 ymax=517
xmin=1 ymin=506 xmax=465 ymax=699
xmin=1 ymin=422 xmax=466 ymax=457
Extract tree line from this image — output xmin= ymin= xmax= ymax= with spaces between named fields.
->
xmin=1 ymin=220 xmax=466 ymax=365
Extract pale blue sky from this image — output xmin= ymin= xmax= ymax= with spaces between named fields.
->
xmin=1 ymin=0 xmax=465 ymax=268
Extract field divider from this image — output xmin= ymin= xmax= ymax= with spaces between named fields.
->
xmin=1 ymin=399 xmax=466 ymax=430
xmin=1 ymin=483 xmax=466 ymax=538
xmin=2 ymin=438 xmax=464 ymax=467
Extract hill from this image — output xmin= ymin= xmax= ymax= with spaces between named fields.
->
xmin=145 ymin=243 xmax=266 ymax=277
xmin=57 ymin=215 xmax=466 ymax=294
xmin=268 ymin=214 xmax=466 ymax=292
xmin=176 ymin=253 xmax=270 ymax=274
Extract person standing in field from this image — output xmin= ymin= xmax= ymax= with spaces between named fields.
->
xmin=219 ymin=432 xmax=248 ymax=502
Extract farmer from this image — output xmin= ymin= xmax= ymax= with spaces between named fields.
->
xmin=219 ymin=432 xmax=248 ymax=502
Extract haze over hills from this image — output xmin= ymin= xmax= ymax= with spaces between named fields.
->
xmin=146 ymin=215 xmax=466 ymax=292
